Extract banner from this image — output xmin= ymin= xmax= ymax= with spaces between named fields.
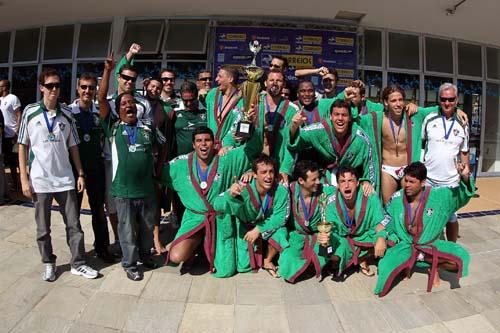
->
xmin=214 ymin=26 xmax=357 ymax=89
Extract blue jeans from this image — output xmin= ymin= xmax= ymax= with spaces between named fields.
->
xmin=115 ymin=196 xmax=156 ymax=269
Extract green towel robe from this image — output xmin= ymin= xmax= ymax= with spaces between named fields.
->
xmin=278 ymin=182 xmax=336 ymax=282
xmin=214 ymin=179 xmax=290 ymax=273
xmin=325 ymin=188 xmax=394 ymax=275
xmin=205 ymin=87 xmax=244 ymax=149
xmin=158 ymin=132 xmax=262 ymax=277
xmin=288 ymin=120 xmax=377 ymax=187
xmin=254 ymin=92 xmax=298 ymax=176
xmin=375 ymin=179 xmax=475 ymax=297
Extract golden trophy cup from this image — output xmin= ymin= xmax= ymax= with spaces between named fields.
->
xmin=316 ymin=193 xmax=334 ymax=257
xmin=235 ymin=40 xmax=265 ymax=138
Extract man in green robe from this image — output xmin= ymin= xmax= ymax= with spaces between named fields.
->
xmin=375 ymin=162 xmax=475 ymax=297
xmin=325 ymin=166 xmax=393 ymax=277
xmin=278 ymin=160 xmax=336 ymax=282
xmin=158 ymin=126 xmax=262 ymax=278
xmin=288 ymin=99 xmax=377 ymax=193
xmin=205 ymin=65 xmax=243 ymax=151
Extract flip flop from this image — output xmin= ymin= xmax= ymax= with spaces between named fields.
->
xmin=359 ymin=264 xmax=375 ymax=277
xmin=263 ymin=266 xmax=280 ymax=278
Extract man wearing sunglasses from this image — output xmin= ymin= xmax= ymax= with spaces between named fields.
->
xmin=422 ymin=83 xmax=470 ymax=243
xmin=196 ymin=70 xmax=213 ymax=108
xmin=160 ymin=69 xmax=178 ymax=106
xmin=18 ymin=68 xmax=98 ymax=282
xmin=269 ymin=56 xmax=289 ymax=73
xmin=68 ymin=73 xmax=115 ymax=263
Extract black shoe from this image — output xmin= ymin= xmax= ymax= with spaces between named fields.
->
xmin=125 ymin=268 xmax=143 ymax=281
xmin=139 ymin=258 xmax=159 ymax=269
xmin=96 ymin=251 xmax=117 ymax=264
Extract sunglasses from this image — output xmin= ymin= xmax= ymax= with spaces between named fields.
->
xmin=270 ymin=64 xmax=281 ymax=69
xmin=182 ymin=98 xmax=196 ymax=103
xmin=322 ymin=79 xmax=335 ymax=83
xmin=80 ymin=84 xmax=96 ymax=91
xmin=161 ymin=77 xmax=175 ymax=82
xmin=43 ymin=82 xmax=61 ymax=90
xmin=198 ymin=77 xmax=212 ymax=82
xmin=440 ymin=97 xmax=456 ymax=103
xmin=120 ymin=74 xmax=137 ymax=82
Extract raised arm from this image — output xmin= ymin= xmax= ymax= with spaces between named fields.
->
xmin=98 ymin=52 xmax=115 ymax=120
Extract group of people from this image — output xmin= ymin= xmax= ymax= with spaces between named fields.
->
xmin=8 ymin=42 xmax=475 ymax=297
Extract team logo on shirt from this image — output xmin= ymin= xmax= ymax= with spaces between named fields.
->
xmin=94 ymin=115 xmax=100 ymax=126
xmin=453 ymin=128 xmax=460 ymax=136
xmin=59 ymin=123 xmax=66 ymax=131
xmin=200 ymin=113 xmax=207 ymax=120
xmin=345 ymin=152 xmax=354 ymax=159
xmin=426 ymin=208 xmax=434 ymax=217
xmin=214 ymin=173 xmax=222 ymax=181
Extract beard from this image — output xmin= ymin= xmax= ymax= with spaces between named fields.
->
xmin=268 ymin=84 xmax=281 ymax=97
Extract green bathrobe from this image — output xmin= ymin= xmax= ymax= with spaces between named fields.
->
xmin=254 ymin=92 xmax=298 ymax=176
xmin=205 ymin=87 xmax=244 ymax=149
xmin=278 ymin=183 xmax=336 ymax=282
xmin=158 ymin=132 xmax=262 ymax=277
xmin=325 ymin=189 xmax=395 ymax=275
xmin=374 ymin=178 xmax=475 ymax=297
xmin=214 ymin=180 xmax=290 ymax=273
xmin=288 ymin=120 xmax=377 ymax=188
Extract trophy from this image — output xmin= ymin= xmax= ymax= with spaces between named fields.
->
xmin=235 ymin=40 xmax=265 ymax=139
xmin=316 ymin=193 xmax=334 ymax=257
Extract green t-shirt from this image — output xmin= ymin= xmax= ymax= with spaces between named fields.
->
xmin=174 ymin=108 xmax=207 ymax=155
xmin=108 ymin=119 xmax=157 ymax=199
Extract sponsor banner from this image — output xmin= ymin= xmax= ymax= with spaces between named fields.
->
xmin=214 ymin=26 xmax=357 ymax=88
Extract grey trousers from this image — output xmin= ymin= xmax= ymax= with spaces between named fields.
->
xmin=115 ymin=196 xmax=156 ymax=269
xmin=33 ymin=190 xmax=86 ymax=268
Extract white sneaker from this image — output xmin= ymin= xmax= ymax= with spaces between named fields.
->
xmin=71 ymin=265 xmax=98 ymax=279
xmin=42 ymin=263 xmax=57 ymax=282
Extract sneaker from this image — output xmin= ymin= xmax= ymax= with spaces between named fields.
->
xmin=42 ymin=263 xmax=57 ymax=282
xmin=71 ymin=265 xmax=98 ymax=279
xmin=125 ymin=267 xmax=143 ymax=281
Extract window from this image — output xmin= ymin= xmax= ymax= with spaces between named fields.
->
xmin=388 ymin=72 xmax=420 ymax=102
xmin=44 ymin=25 xmax=74 ymax=60
xmin=0 ymin=67 xmax=8 ymax=80
xmin=487 ymin=47 xmax=500 ymax=80
xmin=77 ymin=23 xmax=111 ymax=59
xmin=134 ymin=62 xmax=162 ymax=92
xmin=165 ymin=20 xmax=208 ymax=54
xmin=12 ymin=66 xmax=38 ymax=107
xmin=13 ymin=28 xmax=40 ymax=62
xmin=425 ymin=37 xmax=453 ymax=74
xmin=121 ymin=20 xmax=164 ymax=54
xmin=424 ymin=76 xmax=452 ymax=106
xmin=359 ymin=70 xmax=382 ymax=102
xmin=482 ymin=83 xmax=500 ymax=172
xmin=0 ymin=32 xmax=11 ymax=63
xmin=388 ymin=32 xmax=419 ymax=70
xmin=363 ymin=30 xmax=382 ymax=67
xmin=458 ymin=42 xmax=482 ymax=77
xmin=167 ymin=62 xmax=207 ymax=90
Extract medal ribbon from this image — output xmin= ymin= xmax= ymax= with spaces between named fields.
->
xmin=441 ymin=115 xmax=456 ymax=140
xmin=298 ymin=190 xmax=314 ymax=222
xmin=42 ymin=110 xmax=56 ymax=135
xmin=406 ymin=191 xmax=426 ymax=228
xmin=217 ymin=88 xmax=238 ymax=120
xmin=258 ymin=193 xmax=271 ymax=217
xmin=79 ymin=106 xmax=93 ymax=135
xmin=124 ymin=125 xmax=138 ymax=145
xmin=389 ymin=116 xmax=404 ymax=148
xmin=265 ymin=97 xmax=282 ymax=128
xmin=195 ymin=159 xmax=209 ymax=185
xmin=341 ymin=200 xmax=355 ymax=228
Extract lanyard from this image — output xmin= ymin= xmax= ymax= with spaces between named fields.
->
xmin=195 ymin=159 xmax=209 ymax=183
xmin=389 ymin=116 xmax=404 ymax=156
xmin=406 ymin=193 xmax=425 ymax=227
xmin=341 ymin=200 xmax=355 ymax=228
xmin=298 ymin=191 xmax=314 ymax=222
xmin=124 ymin=125 xmax=138 ymax=145
xmin=42 ymin=110 xmax=56 ymax=134
xmin=258 ymin=193 xmax=271 ymax=217
xmin=217 ymin=89 xmax=238 ymax=117
xmin=79 ymin=106 xmax=93 ymax=134
xmin=265 ymin=97 xmax=282 ymax=126
xmin=442 ymin=115 xmax=456 ymax=140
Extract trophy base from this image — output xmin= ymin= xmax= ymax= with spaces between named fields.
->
xmin=235 ymin=121 xmax=254 ymax=139
xmin=319 ymin=245 xmax=333 ymax=258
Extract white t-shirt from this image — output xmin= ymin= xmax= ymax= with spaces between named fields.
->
xmin=422 ymin=111 xmax=469 ymax=187
xmin=18 ymin=102 xmax=79 ymax=193
xmin=0 ymin=93 xmax=22 ymax=138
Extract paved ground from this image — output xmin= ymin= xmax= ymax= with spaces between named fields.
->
xmin=0 ymin=203 xmax=500 ymax=333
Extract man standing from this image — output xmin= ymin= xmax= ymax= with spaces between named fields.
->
xmin=289 ymin=99 xmax=377 ymax=190
xmin=159 ymin=126 xmax=262 ymax=278
xmin=69 ymin=72 xmax=113 ymax=263
xmin=278 ymin=160 xmax=336 ymax=282
xmin=196 ymin=70 xmax=213 ymax=108
xmin=215 ymin=155 xmax=290 ymax=277
xmin=159 ymin=69 xmax=178 ymax=106
xmin=269 ymin=55 xmax=289 ymax=73
xmin=18 ymin=68 xmax=98 ymax=281
xmin=422 ymin=83 xmax=469 ymax=242
xmin=99 ymin=56 xmax=163 ymax=281
xmin=205 ymin=65 xmax=243 ymax=151
xmin=0 ymin=80 xmax=22 ymax=192
xmin=325 ymin=166 xmax=392 ymax=277
xmin=375 ymin=162 xmax=474 ymax=297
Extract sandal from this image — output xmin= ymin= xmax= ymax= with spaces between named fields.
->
xmin=263 ymin=265 xmax=280 ymax=278
xmin=359 ymin=264 xmax=375 ymax=277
